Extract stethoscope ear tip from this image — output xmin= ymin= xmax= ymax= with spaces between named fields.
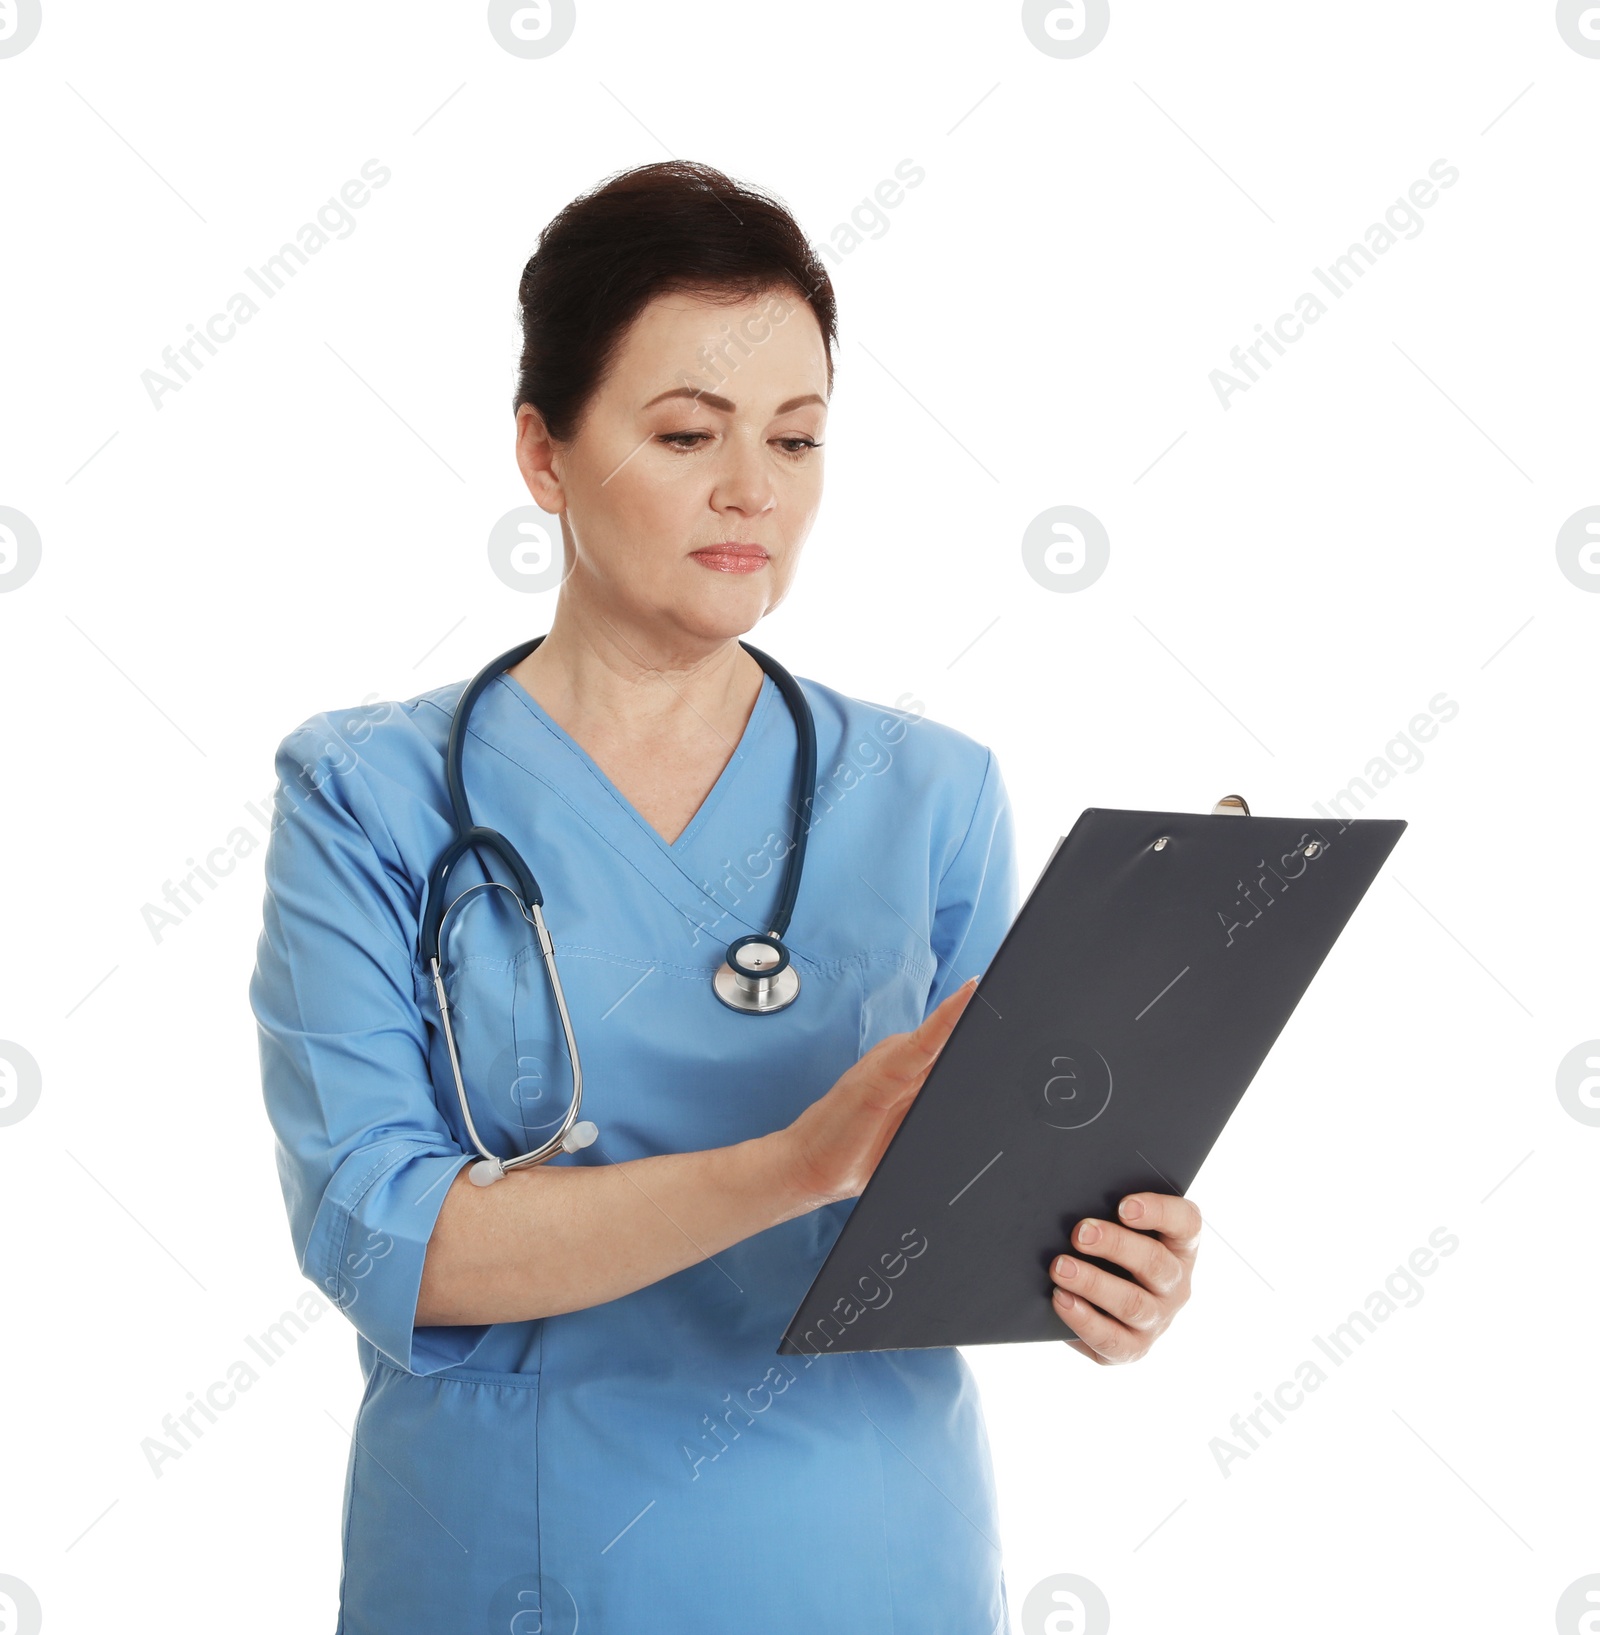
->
xmin=468 ymin=1157 xmax=506 ymax=1187
xmin=562 ymin=1120 xmax=598 ymax=1153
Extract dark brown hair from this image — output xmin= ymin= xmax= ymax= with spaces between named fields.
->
xmin=513 ymin=160 xmax=837 ymax=440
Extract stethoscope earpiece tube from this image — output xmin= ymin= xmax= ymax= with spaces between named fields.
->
xmin=739 ymin=640 xmax=816 ymax=943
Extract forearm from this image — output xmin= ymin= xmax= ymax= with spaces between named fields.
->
xmin=415 ymin=1130 xmax=818 ymax=1326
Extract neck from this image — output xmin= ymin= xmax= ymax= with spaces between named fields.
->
xmin=507 ymin=596 xmax=764 ymax=746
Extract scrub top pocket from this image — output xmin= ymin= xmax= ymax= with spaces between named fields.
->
xmin=339 ymin=1358 xmax=551 ymax=1635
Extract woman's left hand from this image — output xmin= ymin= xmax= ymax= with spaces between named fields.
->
xmin=1049 ymin=1193 xmax=1202 ymax=1365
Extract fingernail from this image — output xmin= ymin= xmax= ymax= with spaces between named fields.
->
xmin=1120 ymin=1198 xmax=1144 ymax=1221
xmin=1077 ymin=1220 xmax=1100 ymax=1245
xmin=1053 ymin=1256 xmax=1077 ymax=1279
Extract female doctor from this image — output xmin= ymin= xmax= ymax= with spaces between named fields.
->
xmin=250 ymin=159 xmax=1202 ymax=1635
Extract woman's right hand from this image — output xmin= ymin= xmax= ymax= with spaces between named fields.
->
xmin=777 ymin=976 xmax=981 ymax=1210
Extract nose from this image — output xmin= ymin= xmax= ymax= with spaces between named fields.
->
xmin=711 ymin=433 xmax=778 ymax=521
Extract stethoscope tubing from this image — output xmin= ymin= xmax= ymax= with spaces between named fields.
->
xmin=418 ymin=632 xmax=816 ymax=1180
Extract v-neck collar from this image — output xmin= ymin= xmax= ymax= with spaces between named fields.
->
xmin=453 ymin=663 xmax=807 ymax=953
xmin=489 ymin=666 xmax=777 ymax=858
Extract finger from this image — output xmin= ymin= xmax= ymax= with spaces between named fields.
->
xmin=1116 ymin=1192 xmax=1203 ymax=1258
xmin=850 ymin=989 xmax=973 ymax=1123
xmin=1067 ymin=1216 xmax=1184 ymax=1297
xmin=887 ymin=977 xmax=980 ymax=1074
xmin=852 ymin=978 xmax=979 ymax=1110
xmin=1050 ymin=1254 xmax=1167 ymax=1333
xmin=1051 ymin=1284 xmax=1141 ymax=1363
xmin=916 ymin=975 xmax=979 ymax=1044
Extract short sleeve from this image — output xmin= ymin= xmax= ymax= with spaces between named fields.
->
xmin=922 ymin=748 xmax=1019 ymax=1020
xmin=248 ymin=722 xmax=488 ymax=1375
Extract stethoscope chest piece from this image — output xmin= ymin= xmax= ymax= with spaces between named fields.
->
xmin=714 ymin=932 xmax=801 ymax=1015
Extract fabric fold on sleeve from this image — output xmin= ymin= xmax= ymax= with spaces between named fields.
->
xmin=923 ymin=747 xmax=1019 ymax=1020
xmin=249 ymin=720 xmax=490 ymax=1375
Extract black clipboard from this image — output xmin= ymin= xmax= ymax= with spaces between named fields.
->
xmin=778 ymin=799 xmax=1406 ymax=1355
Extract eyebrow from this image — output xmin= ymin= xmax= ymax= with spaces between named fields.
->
xmin=642 ymin=387 xmax=826 ymax=415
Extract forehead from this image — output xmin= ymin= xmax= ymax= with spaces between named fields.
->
xmin=605 ymin=287 xmax=830 ymax=403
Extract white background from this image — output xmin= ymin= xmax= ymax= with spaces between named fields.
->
xmin=2 ymin=3 xmax=1596 ymax=1631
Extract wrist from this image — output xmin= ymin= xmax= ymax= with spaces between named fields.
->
xmin=747 ymin=1128 xmax=827 ymax=1225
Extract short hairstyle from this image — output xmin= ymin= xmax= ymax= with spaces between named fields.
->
xmin=513 ymin=159 xmax=837 ymax=440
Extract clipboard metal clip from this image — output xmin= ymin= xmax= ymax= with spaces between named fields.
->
xmin=1155 ymin=794 xmax=1252 ymax=850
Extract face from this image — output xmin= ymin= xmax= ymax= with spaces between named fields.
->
xmin=515 ymin=286 xmax=829 ymax=647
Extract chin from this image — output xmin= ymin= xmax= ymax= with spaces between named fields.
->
xmin=670 ymin=577 xmax=774 ymax=639
xmin=675 ymin=606 xmax=766 ymax=647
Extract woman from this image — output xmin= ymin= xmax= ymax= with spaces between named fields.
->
xmin=250 ymin=159 xmax=1200 ymax=1634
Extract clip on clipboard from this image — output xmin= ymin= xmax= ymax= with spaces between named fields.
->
xmin=777 ymin=796 xmax=1406 ymax=1355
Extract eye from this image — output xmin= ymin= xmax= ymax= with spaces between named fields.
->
xmin=655 ymin=431 xmax=824 ymax=457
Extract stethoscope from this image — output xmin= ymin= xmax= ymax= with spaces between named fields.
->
xmin=419 ymin=633 xmax=818 ymax=1186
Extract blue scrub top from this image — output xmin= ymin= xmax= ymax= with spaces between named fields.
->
xmin=249 ymin=657 xmax=1019 ymax=1635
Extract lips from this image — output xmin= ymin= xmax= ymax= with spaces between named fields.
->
xmin=689 ymin=543 xmax=769 ymax=573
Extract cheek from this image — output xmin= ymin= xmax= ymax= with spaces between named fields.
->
xmin=775 ymin=485 xmax=823 ymax=558
xmin=576 ymin=474 xmax=695 ymax=574
xmin=629 ymin=459 xmax=710 ymax=530
xmin=760 ymin=548 xmax=807 ymax=605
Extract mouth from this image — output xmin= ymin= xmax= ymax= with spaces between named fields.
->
xmin=688 ymin=543 xmax=769 ymax=574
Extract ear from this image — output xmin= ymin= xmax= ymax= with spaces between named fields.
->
xmin=515 ymin=402 xmax=565 ymax=512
